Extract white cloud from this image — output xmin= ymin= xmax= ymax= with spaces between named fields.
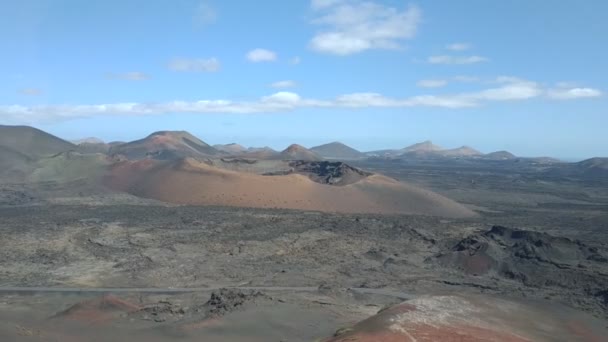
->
xmin=470 ymin=79 xmax=542 ymax=101
xmin=445 ymin=43 xmax=471 ymax=51
xmin=417 ymin=79 xmax=448 ymax=88
xmin=428 ymin=55 xmax=488 ymax=65
xmin=194 ymin=1 xmax=217 ymax=27
xmin=106 ymin=72 xmax=150 ymax=81
xmin=309 ymin=1 xmax=421 ymax=55
xmin=271 ymin=80 xmax=297 ymax=88
xmin=168 ymin=58 xmax=220 ymax=72
xmin=547 ymin=87 xmax=602 ymax=100
xmin=289 ymin=56 xmax=301 ymax=65
xmin=262 ymin=92 xmax=302 ymax=104
xmin=246 ymin=49 xmax=277 ymax=62
xmin=452 ymin=75 xmax=480 ymax=83
xmin=311 ymin=0 xmax=344 ymax=10
xmin=2 ymin=78 xmax=600 ymax=124
xmin=18 ymin=88 xmax=43 ymax=96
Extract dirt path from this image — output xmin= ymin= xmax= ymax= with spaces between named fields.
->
xmin=0 ymin=286 xmax=412 ymax=298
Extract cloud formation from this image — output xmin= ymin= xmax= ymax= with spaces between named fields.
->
xmin=105 ymin=72 xmax=150 ymax=81
xmin=1 ymin=78 xmax=600 ymax=124
xmin=168 ymin=58 xmax=221 ymax=72
xmin=445 ymin=43 xmax=471 ymax=51
xmin=428 ymin=55 xmax=488 ymax=65
xmin=547 ymin=87 xmax=602 ymax=100
xmin=309 ymin=0 xmax=421 ymax=55
xmin=417 ymin=79 xmax=448 ymax=88
xmin=246 ymin=49 xmax=277 ymax=62
xmin=311 ymin=0 xmax=343 ymax=10
xmin=271 ymin=80 xmax=297 ymax=88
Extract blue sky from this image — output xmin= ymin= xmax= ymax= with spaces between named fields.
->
xmin=1 ymin=0 xmax=606 ymax=159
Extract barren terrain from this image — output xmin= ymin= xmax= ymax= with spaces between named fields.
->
xmin=1 ymin=157 xmax=607 ymax=340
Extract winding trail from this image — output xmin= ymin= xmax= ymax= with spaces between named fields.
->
xmin=0 ymin=286 xmax=412 ymax=299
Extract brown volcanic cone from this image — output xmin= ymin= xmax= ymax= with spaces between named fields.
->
xmin=104 ymin=158 xmax=476 ymax=218
xmin=110 ymin=130 xmax=219 ymax=160
xmin=279 ymin=144 xmax=323 ymax=161
xmin=53 ymin=295 xmax=141 ymax=324
xmin=323 ymin=295 xmax=606 ymax=342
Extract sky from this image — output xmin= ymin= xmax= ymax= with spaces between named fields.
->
xmin=1 ymin=0 xmax=607 ymax=160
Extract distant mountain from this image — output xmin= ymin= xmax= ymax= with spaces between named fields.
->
xmin=546 ymin=157 xmax=607 ymax=179
xmin=577 ymin=157 xmax=608 ymax=170
xmin=526 ymin=156 xmax=562 ymax=164
xmin=241 ymin=146 xmax=279 ymax=159
xmin=72 ymin=137 xmax=105 ymax=145
xmin=279 ymin=144 xmax=323 ymax=161
xmin=403 ymin=140 xmax=443 ymax=153
xmin=437 ymin=146 xmax=483 ymax=157
xmin=213 ymin=143 xmax=247 ymax=155
xmin=247 ymin=146 xmax=276 ymax=153
xmin=482 ymin=150 xmax=517 ymax=160
xmin=367 ymin=140 xmax=443 ymax=157
xmin=76 ymin=142 xmax=110 ymax=154
xmin=0 ymin=125 xmax=76 ymax=159
xmin=310 ymin=142 xmax=365 ymax=160
xmin=109 ymin=131 xmax=219 ymax=160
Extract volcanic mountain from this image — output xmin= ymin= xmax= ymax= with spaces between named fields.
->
xmin=310 ymin=142 xmax=365 ymax=160
xmin=367 ymin=140 xmax=444 ymax=157
xmin=438 ymin=145 xmax=483 ymax=157
xmin=104 ymin=158 xmax=477 ymax=217
xmin=483 ymin=150 xmax=517 ymax=160
xmin=278 ymin=144 xmax=323 ymax=161
xmin=547 ymin=157 xmax=608 ymax=179
xmin=403 ymin=140 xmax=443 ymax=153
xmin=109 ymin=131 xmax=219 ymax=160
xmin=0 ymin=125 xmax=76 ymax=159
xmin=213 ymin=143 xmax=247 ymax=155
xmin=236 ymin=146 xmax=280 ymax=159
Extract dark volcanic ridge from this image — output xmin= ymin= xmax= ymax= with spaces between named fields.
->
xmin=262 ymin=160 xmax=372 ymax=186
xmin=436 ymin=225 xmax=608 ymax=311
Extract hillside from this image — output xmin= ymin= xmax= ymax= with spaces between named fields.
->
xmin=403 ymin=140 xmax=443 ymax=153
xmin=213 ymin=143 xmax=247 ymax=155
xmin=577 ymin=157 xmax=608 ymax=170
xmin=278 ymin=144 xmax=323 ymax=161
xmin=109 ymin=131 xmax=219 ymax=160
xmin=483 ymin=150 xmax=517 ymax=160
xmin=72 ymin=137 xmax=104 ymax=145
xmin=310 ymin=142 xmax=365 ymax=160
xmin=0 ymin=125 xmax=76 ymax=158
xmin=104 ymin=158 xmax=477 ymax=217
xmin=239 ymin=147 xmax=280 ymax=159
xmin=27 ymin=151 xmax=110 ymax=183
xmin=438 ymin=145 xmax=483 ymax=157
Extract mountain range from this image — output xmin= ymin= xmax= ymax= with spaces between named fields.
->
xmin=0 ymin=125 xmax=605 ymax=209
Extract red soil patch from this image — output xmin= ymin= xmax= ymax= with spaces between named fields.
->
xmin=180 ymin=317 xmax=225 ymax=331
xmin=566 ymin=320 xmax=605 ymax=342
xmin=53 ymin=295 xmax=141 ymax=325
xmin=323 ymin=295 xmax=605 ymax=342
xmin=104 ymin=158 xmax=477 ymax=218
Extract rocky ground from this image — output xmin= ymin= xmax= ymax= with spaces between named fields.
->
xmin=0 ymin=160 xmax=607 ymax=340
